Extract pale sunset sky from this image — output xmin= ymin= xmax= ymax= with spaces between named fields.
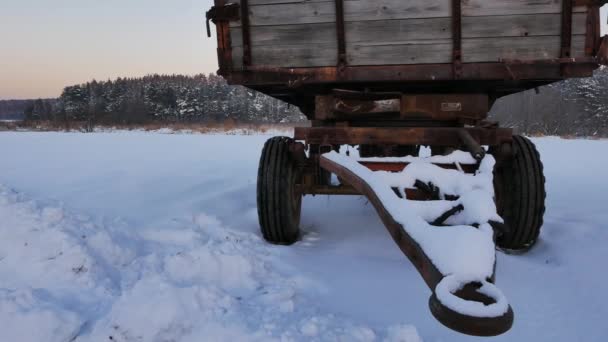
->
xmin=1 ymin=1 xmax=607 ymax=100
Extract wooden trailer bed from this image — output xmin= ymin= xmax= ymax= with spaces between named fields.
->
xmin=208 ymin=0 xmax=607 ymax=110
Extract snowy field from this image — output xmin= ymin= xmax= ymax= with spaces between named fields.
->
xmin=1 ymin=131 xmax=607 ymax=342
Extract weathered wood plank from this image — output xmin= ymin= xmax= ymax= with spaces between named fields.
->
xmin=229 ymin=0 xmax=335 ymax=27
xmin=347 ymin=36 xmax=587 ymax=66
xmin=348 ymin=40 xmax=453 ymax=65
xmin=462 ymin=1 xmax=586 ymax=16
xmin=232 ymin=34 xmax=586 ymax=68
xmin=462 ymin=35 xmax=587 ymax=62
xmin=463 ymin=13 xmax=586 ymax=38
xmin=344 ymin=0 xmax=451 ymax=22
xmin=230 ymin=13 xmax=585 ymax=48
xmin=233 ymin=43 xmax=337 ymax=67
xmin=346 ymin=13 xmax=587 ymax=44
xmin=346 ymin=18 xmax=452 ymax=43
xmin=230 ymin=24 xmax=337 ymax=47
xmin=229 ymin=0 xmax=587 ymax=27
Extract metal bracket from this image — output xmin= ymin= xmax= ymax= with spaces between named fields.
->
xmin=206 ymin=3 xmax=240 ymax=37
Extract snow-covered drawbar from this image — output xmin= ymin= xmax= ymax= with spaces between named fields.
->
xmin=320 ymin=151 xmax=514 ymax=337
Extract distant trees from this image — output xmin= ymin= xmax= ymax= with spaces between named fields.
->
xmin=490 ymin=66 xmax=608 ymax=137
xmin=8 ymin=67 xmax=608 ymax=137
xmin=555 ymin=66 xmax=608 ymax=136
xmin=21 ymin=74 xmax=305 ymax=126
xmin=23 ymin=98 xmax=56 ymax=121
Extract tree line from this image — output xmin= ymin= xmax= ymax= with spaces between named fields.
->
xmin=490 ymin=66 xmax=608 ymax=137
xmin=7 ymin=67 xmax=608 ymax=137
xmin=20 ymin=74 xmax=305 ymax=127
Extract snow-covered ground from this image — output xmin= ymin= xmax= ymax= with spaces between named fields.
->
xmin=1 ymin=131 xmax=607 ymax=341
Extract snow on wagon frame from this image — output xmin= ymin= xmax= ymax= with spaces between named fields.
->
xmin=207 ymin=0 xmax=608 ymax=336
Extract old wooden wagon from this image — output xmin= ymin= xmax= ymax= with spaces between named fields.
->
xmin=207 ymin=0 xmax=608 ymax=336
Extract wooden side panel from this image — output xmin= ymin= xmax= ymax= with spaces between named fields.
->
xmin=228 ymin=0 xmax=589 ymax=68
xmin=347 ymin=36 xmax=587 ymax=66
xmin=228 ymin=0 xmax=587 ymax=27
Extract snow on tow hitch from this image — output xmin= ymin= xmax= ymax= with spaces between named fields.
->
xmin=320 ymin=151 xmax=513 ymax=336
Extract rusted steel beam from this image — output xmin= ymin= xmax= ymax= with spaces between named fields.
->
xmin=297 ymin=185 xmax=360 ymax=196
xmin=359 ymin=161 xmax=478 ymax=174
xmin=227 ymin=61 xmax=599 ymax=86
xmin=452 ymin=0 xmax=463 ymax=79
xmin=400 ymin=94 xmax=488 ymax=121
xmin=294 ymin=127 xmax=513 ymax=147
xmin=334 ymin=0 xmax=347 ymax=76
xmin=240 ymin=0 xmax=252 ymax=66
xmin=319 ymin=156 xmax=513 ymax=336
xmin=458 ymin=128 xmax=486 ymax=161
xmin=561 ymin=0 xmax=574 ymax=58
xmin=333 ymin=89 xmax=401 ymax=101
xmin=314 ymin=93 xmax=489 ymax=122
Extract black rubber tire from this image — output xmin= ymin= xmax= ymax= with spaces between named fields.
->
xmin=493 ymin=135 xmax=546 ymax=251
xmin=257 ymin=137 xmax=302 ymax=245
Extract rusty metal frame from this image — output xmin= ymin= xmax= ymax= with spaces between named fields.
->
xmin=223 ymin=60 xmax=599 ymax=89
xmin=294 ymin=126 xmax=513 ymax=147
xmin=359 ymin=161 xmax=479 ymax=173
xmin=319 ymin=155 xmax=514 ymax=336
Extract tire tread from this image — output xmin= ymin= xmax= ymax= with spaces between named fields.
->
xmin=494 ymin=136 xmax=546 ymax=251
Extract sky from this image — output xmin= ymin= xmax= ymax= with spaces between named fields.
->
xmin=0 ymin=0 xmax=217 ymax=100
xmin=0 ymin=1 xmax=607 ymax=100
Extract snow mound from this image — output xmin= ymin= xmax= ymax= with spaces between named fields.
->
xmin=0 ymin=185 xmax=421 ymax=342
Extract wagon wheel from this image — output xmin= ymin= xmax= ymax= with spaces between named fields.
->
xmin=257 ymin=136 xmax=302 ymax=245
xmin=492 ymin=135 xmax=546 ymax=252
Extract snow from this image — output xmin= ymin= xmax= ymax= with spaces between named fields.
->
xmin=0 ymin=183 xmax=416 ymax=342
xmin=435 ymin=275 xmax=509 ymax=318
xmin=1 ymin=132 xmax=608 ymax=341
